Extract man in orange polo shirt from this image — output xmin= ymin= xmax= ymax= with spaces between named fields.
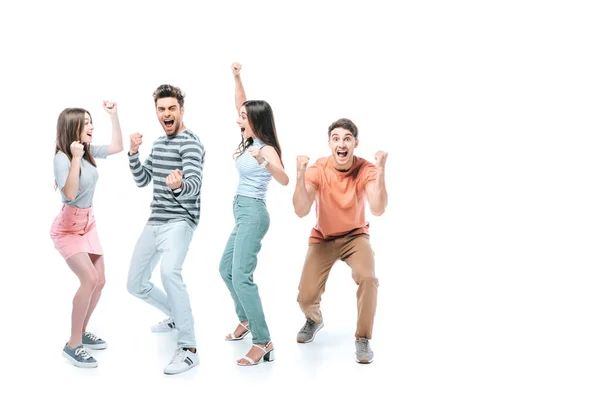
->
xmin=293 ymin=118 xmax=388 ymax=364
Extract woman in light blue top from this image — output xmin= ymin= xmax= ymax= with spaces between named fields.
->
xmin=219 ymin=63 xmax=289 ymax=366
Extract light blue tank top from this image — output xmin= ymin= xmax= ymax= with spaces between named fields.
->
xmin=235 ymin=138 xmax=272 ymax=199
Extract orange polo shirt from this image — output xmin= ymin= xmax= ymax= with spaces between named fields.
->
xmin=305 ymin=156 xmax=378 ymax=244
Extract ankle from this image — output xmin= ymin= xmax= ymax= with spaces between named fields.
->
xmin=183 ymin=347 xmax=196 ymax=353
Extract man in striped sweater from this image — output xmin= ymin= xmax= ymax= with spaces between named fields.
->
xmin=126 ymin=84 xmax=205 ymax=375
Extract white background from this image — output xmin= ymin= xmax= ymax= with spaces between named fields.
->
xmin=1 ymin=0 xmax=599 ymax=399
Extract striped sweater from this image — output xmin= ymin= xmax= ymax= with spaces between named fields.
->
xmin=128 ymin=129 xmax=205 ymax=229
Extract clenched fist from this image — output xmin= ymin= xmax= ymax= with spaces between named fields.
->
xmin=231 ymin=62 xmax=242 ymax=76
xmin=248 ymin=146 xmax=265 ymax=164
xmin=375 ymin=151 xmax=388 ymax=169
xmin=103 ymin=100 xmax=117 ymax=115
xmin=129 ymin=132 xmax=143 ymax=155
xmin=297 ymin=155 xmax=309 ymax=172
xmin=71 ymin=141 xmax=84 ymax=159
xmin=166 ymin=169 xmax=183 ymax=190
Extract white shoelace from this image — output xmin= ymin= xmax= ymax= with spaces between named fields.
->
xmin=84 ymin=332 xmax=99 ymax=341
xmin=169 ymin=348 xmax=186 ymax=364
xmin=75 ymin=347 xmax=92 ymax=360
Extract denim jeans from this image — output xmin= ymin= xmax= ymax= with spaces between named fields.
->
xmin=127 ymin=220 xmax=196 ymax=348
xmin=219 ymin=195 xmax=271 ymax=344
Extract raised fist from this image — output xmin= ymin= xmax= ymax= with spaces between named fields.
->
xmin=375 ymin=151 xmax=388 ymax=169
xmin=231 ymin=62 xmax=242 ymax=76
xmin=166 ymin=169 xmax=183 ymax=190
xmin=71 ymin=141 xmax=84 ymax=159
xmin=129 ymin=132 xmax=143 ymax=155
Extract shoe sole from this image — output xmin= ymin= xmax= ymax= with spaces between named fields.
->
xmin=296 ymin=322 xmax=324 ymax=343
xmin=237 ymin=358 xmax=275 ymax=366
xmin=151 ymin=328 xmax=176 ymax=333
xmin=83 ymin=343 xmax=107 ymax=350
xmin=355 ymin=357 xmax=374 ymax=364
xmin=62 ymin=352 xmax=98 ymax=368
xmin=237 ymin=349 xmax=275 ymax=366
xmin=164 ymin=363 xmax=198 ymax=375
xmin=225 ymin=330 xmax=250 ymax=341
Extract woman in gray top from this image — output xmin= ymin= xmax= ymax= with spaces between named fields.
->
xmin=50 ymin=101 xmax=123 ymax=368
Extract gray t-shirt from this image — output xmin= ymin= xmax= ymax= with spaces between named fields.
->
xmin=54 ymin=144 xmax=109 ymax=208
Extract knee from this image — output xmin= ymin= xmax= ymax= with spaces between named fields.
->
xmin=231 ymin=270 xmax=251 ymax=291
xmin=95 ymin=275 xmax=106 ymax=291
xmin=126 ymin=274 xmax=145 ymax=297
xmin=219 ymin=261 xmax=231 ymax=281
xmin=126 ymin=278 xmax=139 ymax=296
xmin=353 ymin=273 xmax=379 ymax=287
xmin=82 ymin=270 xmax=99 ymax=291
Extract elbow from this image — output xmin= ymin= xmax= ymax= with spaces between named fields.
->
xmin=294 ymin=207 xmax=309 ymax=218
xmin=371 ymin=207 xmax=386 ymax=216
xmin=280 ymin=176 xmax=290 ymax=186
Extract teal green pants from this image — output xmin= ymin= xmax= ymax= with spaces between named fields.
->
xmin=219 ymin=195 xmax=271 ymax=343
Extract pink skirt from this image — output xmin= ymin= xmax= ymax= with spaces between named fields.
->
xmin=50 ymin=204 xmax=103 ymax=260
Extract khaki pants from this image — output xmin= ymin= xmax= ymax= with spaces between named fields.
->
xmin=297 ymin=233 xmax=378 ymax=339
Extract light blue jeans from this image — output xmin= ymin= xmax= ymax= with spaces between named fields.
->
xmin=127 ymin=220 xmax=196 ymax=348
xmin=219 ymin=195 xmax=271 ymax=344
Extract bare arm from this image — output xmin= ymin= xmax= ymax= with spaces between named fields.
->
xmin=366 ymin=151 xmax=389 ymax=216
xmin=232 ymin=62 xmax=247 ymax=111
xmin=61 ymin=142 xmax=85 ymax=201
xmin=251 ymin=145 xmax=289 ymax=186
xmin=62 ymin=158 xmax=81 ymax=201
xmin=104 ymin=101 xmax=124 ymax=155
xmin=292 ymin=155 xmax=317 ymax=217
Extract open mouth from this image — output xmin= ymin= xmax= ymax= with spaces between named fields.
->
xmin=337 ymin=149 xmax=348 ymax=158
xmin=164 ymin=119 xmax=174 ymax=129
xmin=240 ymin=127 xmax=246 ymax=133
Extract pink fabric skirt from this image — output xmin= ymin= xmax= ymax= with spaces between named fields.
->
xmin=50 ymin=204 xmax=103 ymax=260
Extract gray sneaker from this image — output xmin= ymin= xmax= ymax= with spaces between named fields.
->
xmin=296 ymin=319 xmax=324 ymax=343
xmin=355 ymin=337 xmax=374 ymax=364
xmin=82 ymin=332 xmax=107 ymax=350
xmin=62 ymin=343 xmax=98 ymax=368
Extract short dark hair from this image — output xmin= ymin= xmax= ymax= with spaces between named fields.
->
xmin=153 ymin=84 xmax=185 ymax=107
xmin=328 ymin=118 xmax=358 ymax=139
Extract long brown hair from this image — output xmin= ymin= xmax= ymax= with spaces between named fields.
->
xmin=54 ymin=108 xmax=96 ymax=189
xmin=233 ymin=100 xmax=284 ymax=167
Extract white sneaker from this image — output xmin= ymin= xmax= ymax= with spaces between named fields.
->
xmin=151 ymin=318 xmax=176 ymax=332
xmin=164 ymin=348 xmax=199 ymax=375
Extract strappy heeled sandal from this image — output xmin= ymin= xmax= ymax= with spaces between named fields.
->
xmin=225 ymin=321 xmax=250 ymax=341
xmin=236 ymin=342 xmax=275 ymax=366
